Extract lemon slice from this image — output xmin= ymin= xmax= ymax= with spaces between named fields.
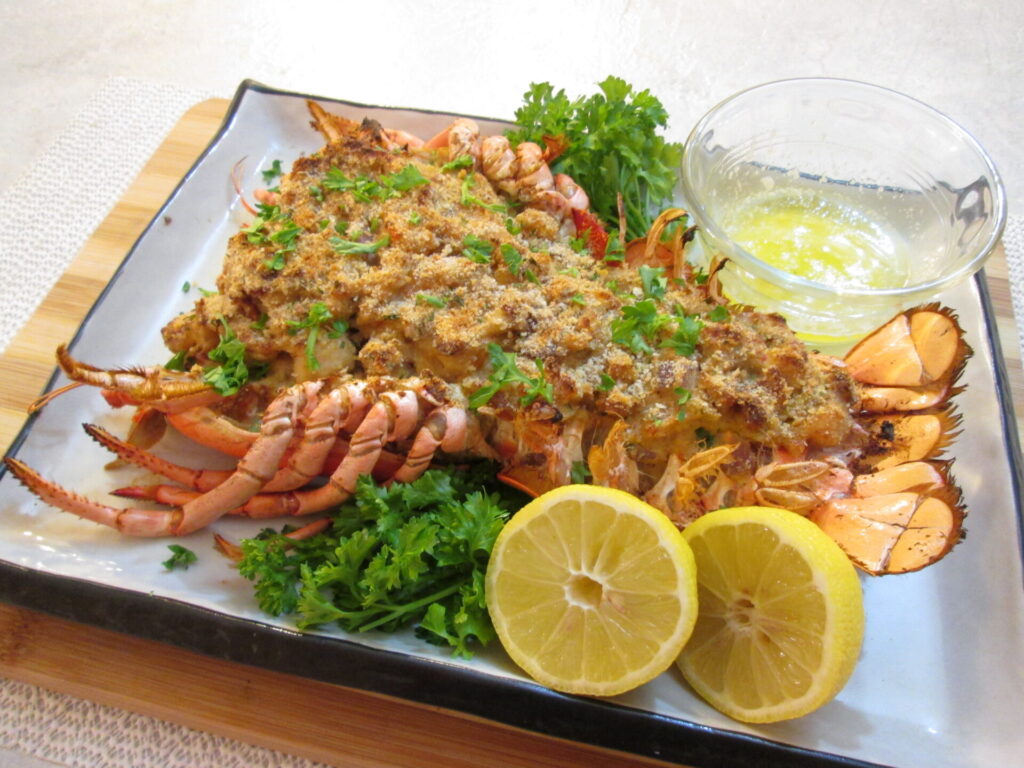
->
xmin=677 ymin=506 xmax=864 ymax=723
xmin=486 ymin=485 xmax=698 ymax=696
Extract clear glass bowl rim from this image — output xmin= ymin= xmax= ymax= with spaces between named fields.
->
xmin=680 ymin=77 xmax=1008 ymax=299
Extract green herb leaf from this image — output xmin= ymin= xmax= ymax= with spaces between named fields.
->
xmin=569 ymin=236 xmax=589 ymax=254
xmin=570 ymin=461 xmax=591 ymax=483
xmin=598 ymin=372 xmax=616 ymax=391
xmin=500 ymin=244 xmax=523 ymax=276
xmin=441 ymin=155 xmax=475 ymax=172
xmin=162 ymin=544 xmax=197 ymax=571
xmin=708 ymin=305 xmax=730 ymax=322
xmin=261 ymin=159 xmax=283 ymax=185
xmin=639 ymin=265 xmax=668 ymax=301
xmin=602 ymin=230 xmax=626 ymax=263
xmin=203 ymin=317 xmax=260 ymax=396
xmin=469 ymin=344 xmax=554 ymax=408
xmin=287 ymin=303 xmax=343 ymax=371
xmin=330 ymin=235 xmax=390 ymax=255
xmin=460 ymin=174 xmax=508 ymax=213
xmin=417 ymin=294 xmax=447 ymax=308
xmin=461 ymin=234 xmax=494 ymax=264
xmin=674 ymin=386 xmax=692 ymax=421
xmin=611 ymin=299 xmax=670 ymax=355
xmin=386 ymin=164 xmax=429 ymax=191
xmin=662 ymin=311 xmax=703 ymax=357
xmin=263 ymin=252 xmax=287 ymax=271
xmin=165 ymin=350 xmax=189 ymax=371
xmin=323 ymin=165 xmax=427 ymax=201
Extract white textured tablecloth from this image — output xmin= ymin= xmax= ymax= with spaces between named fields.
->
xmin=0 ymin=77 xmax=1022 ymax=768
xmin=0 ymin=77 xmax=329 ymax=768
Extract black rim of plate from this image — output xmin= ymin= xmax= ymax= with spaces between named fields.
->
xmin=2 ymin=78 xmax=1021 ymax=768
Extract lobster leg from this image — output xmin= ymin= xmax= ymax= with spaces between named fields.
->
xmin=53 ymin=344 xmax=222 ymax=414
xmin=211 ymin=398 xmax=393 ymax=519
xmin=89 ymin=387 xmax=345 ymax=494
xmin=4 ymin=385 xmax=307 ymax=537
xmin=165 ymin=407 xmax=258 ymax=458
xmin=391 ymin=408 xmax=457 ymax=484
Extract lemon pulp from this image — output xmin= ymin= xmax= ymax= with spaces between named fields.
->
xmin=677 ymin=506 xmax=864 ymax=723
xmin=486 ymin=485 xmax=698 ymax=696
xmin=722 ymin=188 xmax=908 ymax=290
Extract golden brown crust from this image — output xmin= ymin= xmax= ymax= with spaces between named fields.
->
xmin=162 ymin=117 xmax=860 ymax=462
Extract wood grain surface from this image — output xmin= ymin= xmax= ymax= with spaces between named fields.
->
xmin=0 ymin=98 xmax=1021 ymax=768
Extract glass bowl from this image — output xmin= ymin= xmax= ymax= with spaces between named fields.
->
xmin=680 ymin=77 xmax=1006 ymax=348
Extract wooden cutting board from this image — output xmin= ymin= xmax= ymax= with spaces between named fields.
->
xmin=0 ymin=98 xmax=1020 ymax=768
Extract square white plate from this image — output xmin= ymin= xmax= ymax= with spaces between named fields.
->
xmin=2 ymin=81 xmax=1023 ymax=768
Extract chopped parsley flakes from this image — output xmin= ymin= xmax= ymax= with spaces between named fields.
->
xmin=203 ymin=317 xmax=264 ymax=396
xmin=286 ymin=303 xmax=348 ymax=372
xmin=469 ymin=344 xmax=553 ymax=409
xmin=163 ymin=544 xmax=197 ymax=571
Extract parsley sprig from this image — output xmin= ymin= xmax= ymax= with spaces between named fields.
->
xmin=238 ymin=466 xmax=522 ymax=658
xmin=506 ymin=77 xmax=683 ymax=240
xmin=469 ymin=343 xmax=554 ymax=409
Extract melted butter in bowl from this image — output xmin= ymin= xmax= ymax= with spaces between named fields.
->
xmin=722 ymin=188 xmax=909 ymax=291
xmin=681 ymin=78 xmax=1006 ymax=348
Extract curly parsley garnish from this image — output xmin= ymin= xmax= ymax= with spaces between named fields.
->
xmin=610 ymin=299 xmax=670 ymax=355
xmin=506 ymin=77 xmax=683 ymax=240
xmin=238 ymin=467 xmax=522 ymax=658
xmin=708 ymin=305 xmax=730 ymax=323
xmin=639 ymin=265 xmax=668 ymax=301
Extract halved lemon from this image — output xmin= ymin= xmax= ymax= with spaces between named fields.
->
xmin=677 ymin=506 xmax=865 ymax=723
xmin=486 ymin=485 xmax=698 ymax=696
